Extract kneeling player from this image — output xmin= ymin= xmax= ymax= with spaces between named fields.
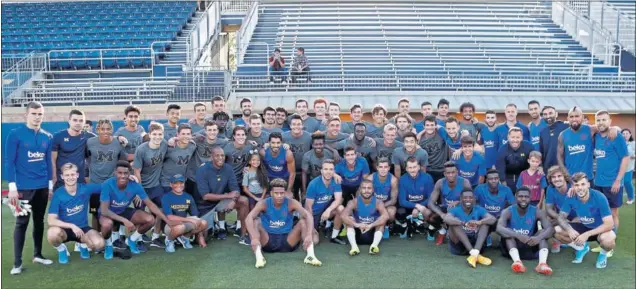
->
xmin=496 ymin=187 xmax=554 ymax=275
xmin=342 ymin=180 xmax=389 ymax=255
xmin=443 ymin=189 xmax=495 ymax=268
xmin=99 ymin=161 xmax=178 ymax=258
xmin=162 ymin=174 xmax=208 ymax=252
xmin=396 ymin=157 xmax=434 ymax=239
xmin=553 ymin=173 xmax=616 ymax=269
xmin=47 ymin=163 xmax=105 ymax=263
xmin=245 ymin=178 xmax=322 ymax=268
xmin=305 ymin=160 xmax=347 ymax=245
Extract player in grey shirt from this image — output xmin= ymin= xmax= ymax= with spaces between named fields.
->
xmin=223 ymin=126 xmax=255 ymax=186
xmin=163 ymin=104 xmax=182 ymax=141
xmin=341 ymin=104 xmax=365 ymax=134
xmin=458 ymin=102 xmax=479 ymax=139
xmin=417 ymin=116 xmax=449 ymax=183
xmin=114 ymin=105 xmax=146 ymax=159
xmin=324 ymin=117 xmax=349 ymax=145
xmin=370 ymin=123 xmax=404 ymax=169
xmin=160 ymin=125 xmax=197 ymax=188
xmin=301 ymin=132 xmax=337 ymax=192
xmin=133 ymin=128 xmax=169 ymax=191
xmin=186 ymin=122 xmax=229 ymax=182
xmin=391 ymin=132 xmax=428 ymax=177
xmin=86 ymin=120 xmax=128 ymax=184
xmin=282 ymin=115 xmax=314 ymax=198
xmin=332 ymin=122 xmax=376 ymax=161
xmin=246 ymin=114 xmax=270 ymax=148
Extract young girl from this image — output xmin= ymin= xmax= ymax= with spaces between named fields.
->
xmin=242 ymin=153 xmax=269 ymax=209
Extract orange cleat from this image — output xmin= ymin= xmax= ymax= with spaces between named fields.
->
xmin=435 ymin=232 xmax=446 ymax=246
xmin=535 ymin=263 xmax=553 ymax=275
xmin=511 ymin=261 xmax=526 ymax=273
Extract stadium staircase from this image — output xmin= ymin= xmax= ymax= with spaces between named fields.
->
xmin=233 ymin=1 xmax=636 ymax=93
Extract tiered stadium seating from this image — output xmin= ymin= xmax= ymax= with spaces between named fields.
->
xmin=1 ymin=1 xmax=197 ymax=70
xmin=235 ymin=2 xmax=634 ymax=92
xmin=607 ymin=0 xmax=636 ymax=19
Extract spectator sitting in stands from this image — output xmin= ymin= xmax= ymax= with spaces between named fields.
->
xmin=269 ymin=48 xmax=287 ymax=84
xmin=291 ymin=47 xmax=311 ymax=84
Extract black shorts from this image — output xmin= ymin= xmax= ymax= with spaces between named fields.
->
xmin=570 ymin=222 xmax=600 ymax=242
xmin=428 ymin=171 xmax=444 ymax=184
xmin=89 ymin=194 xmax=100 ymax=216
xmin=342 ymin=185 xmax=358 ymax=205
xmin=262 ymin=233 xmax=299 ymax=253
xmin=500 ymin=239 xmax=539 ymax=260
xmin=18 ymin=188 xmax=48 ymax=202
xmin=595 ymin=185 xmax=623 ymax=208
xmin=63 ymin=226 xmax=93 ymax=243
xmin=355 ymin=228 xmax=375 ymax=245
xmin=449 ymin=234 xmax=477 ymax=256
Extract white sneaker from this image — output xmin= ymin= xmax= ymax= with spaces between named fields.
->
xmin=627 ymin=199 xmax=634 ymax=205
xmin=74 ymin=243 xmax=81 ymax=252
xmin=10 ymin=266 xmax=22 ymax=275
xmin=32 ymin=257 xmax=53 ymax=265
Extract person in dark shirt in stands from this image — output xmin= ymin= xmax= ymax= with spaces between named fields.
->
xmin=496 ymin=127 xmax=534 ymax=194
xmin=269 ymin=48 xmax=286 ymax=84
xmin=291 ymin=47 xmax=311 ymax=83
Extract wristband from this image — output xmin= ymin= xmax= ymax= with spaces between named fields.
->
xmin=49 ymin=180 xmax=54 ymax=190
xmin=8 ymin=182 xmax=17 ymax=192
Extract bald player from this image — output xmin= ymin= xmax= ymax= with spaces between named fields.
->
xmin=342 ymin=180 xmax=389 ymax=256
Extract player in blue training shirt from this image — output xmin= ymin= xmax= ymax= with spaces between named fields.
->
xmin=365 ymin=158 xmax=398 ymax=224
xmin=494 ymin=104 xmax=531 ymax=150
xmin=305 ymin=160 xmax=347 ymax=245
xmin=51 ymin=110 xmax=97 ymax=191
xmin=99 ymin=161 xmax=178 ymax=258
xmin=527 ymin=100 xmax=547 ymax=151
xmin=335 ymin=146 xmax=371 ymax=204
xmin=454 ymin=135 xmax=486 ymax=187
xmin=47 ymin=163 xmax=105 ymax=264
xmin=476 ymin=110 xmax=499 ymax=170
xmin=261 ymin=132 xmax=296 ymax=188
xmin=443 ymin=189 xmax=496 ymax=268
xmin=474 ymin=169 xmax=515 ymax=247
xmin=161 ymin=174 xmax=208 ymax=253
xmin=554 ymin=173 xmax=616 ymax=269
xmin=396 ymin=157 xmax=435 ymax=239
xmin=342 ymin=180 xmax=389 ymax=256
xmin=544 ymin=165 xmax=575 ymax=253
xmin=246 ymin=178 xmax=322 ymax=268
xmin=496 ymin=187 xmax=554 ymax=275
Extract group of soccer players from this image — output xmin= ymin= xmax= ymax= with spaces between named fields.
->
xmin=5 ymin=95 xmax=631 ymax=274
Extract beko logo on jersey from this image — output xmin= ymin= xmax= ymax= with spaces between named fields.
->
xmin=484 ymin=204 xmax=501 ymax=212
xmin=27 ymin=151 xmax=45 ymax=161
xmin=358 ymin=216 xmax=376 ymax=224
xmin=111 ymin=200 xmax=129 ymax=207
xmin=269 ymin=165 xmax=284 ymax=172
xmin=568 ymin=145 xmax=586 ymax=155
xmin=484 ymin=140 xmax=494 ymax=148
xmin=579 ymin=216 xmax=595 ymax=224
xmin=408 ymin=195 xmax=424 ymax=202
xmin=531 ymin=136 xmax=540 ymax=144
xmin=460 ymin=171 xmax=475 ymax=178
xmin=269 ymin=220 xmax=286 ymax=228
xmin=594 ymin=149 xmax=606 ymax=158
xmin=513 ymin=228 xmax=530 ymax=235
xmin=317 ymin=195 xmax=332 ymax=203
xmin=376 ymin=194 xmax=388 ymax=201
xmin=66 ymin=204 xmax=84 ymax=216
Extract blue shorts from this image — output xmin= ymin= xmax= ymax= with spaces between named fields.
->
xmin=144 ymin=186 xmax=165 ymax=207
xmin=570 ymin=222 xmax=600 ymax=242
xmin=500 ymin=239 xmax=539 ymax=260
xmin=594 ymin=185 xmax=622 ymax=208
xmin=262 ymin=233 xmax=299 ymax=253
xmin=449 ymin=234 xmax=477 ymax=256
xmin=63 ymin=226 xmax=93 ymax=243
xmin=249 ymin=193 xmax=264 ymax=207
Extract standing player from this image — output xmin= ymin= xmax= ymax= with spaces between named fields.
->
xmin=163 ymin=104 xmax=182 ymax=141
xmin=496 ymin=187 xmax=554 ymax=275
xmin=301 ymin=132 xmax=335 ymax=193
xmin=223 ymin=126 xmax=255 ymax=188
xmin=160 ymin=124 xmax=197 ymax=193
xmin=234 ymin=98 xmax=253 ymax=128
xmin=87 ymin=120 xmax=129 ymax=185
xmin=527 ymin=100 xmax=547 ymax=151
xmin=417 ymin=115 xmax=450 ymax=183
xmin=186 ymin=121 xmax=228 ymax=199
xmin=247 ymin=114 xmax=270 ymax=147
xmin=391 ymin=132 xmax=428 ymax=177
xmin=539 ymin=106 xmax=569 ymax=170
xmin=496 ymin=127 xmax=534 ymax=194
xmin=262 ymin=107 xmax=283 ymax=134
xmin=494 ymin=104 xmax=530 ymax=149
xmin=413 ymin=101 xmax=433 ymax=133
xmin=52 ymin=110 xmax=95 ymax=191
xmin=133 ymin=122 xmax=169 ymax=248
xmin=114 ymin=105 xmax=146 ymax=161
xmin=282 ymin=115 xmax=313 ymax=200
xmin=324 ymin=117 xmax=348 ymax=145
xmin=305 ymin=160 xmax=346 ymax=245
xmin=293 ymin=99 xmax=321 ymax=133
xmin=457 ymin=102 xmax=479 ymax=139
xmin=275 ymin=107 xmax=290 ymax=132
xmin=261 ymin=132 xmax=295 ymax=190
xmin=341 ymin=104 xmax=365 ymax=134
xmin=443 ymin=189 xmax=496 ymax=268
xmin=476 ymin=110 xmax=499 ymax=170
xmin=190 ymin=102 xmax=208 ymax=133
xmin=335 ymin=146 xmax=371 ymax=204
xmin=554 ymin=173 xmax=616 ymax=269
xmin=246 ymin=178 xmax=322 ymax=268
xmin=436 ymin=99 xmax=450 ymax=126
xmin=342 ymin=180 xmax=389 ymax=255
xmin=332 ymin=123 xmax=377 ymax=162
xmin=366 ymin=158 xmax=398 ymax=226
xmin=6 ymin=102 xmax=54 ymax=274
xmin=370 ymin=124 xmax=404 ymax=170
xmin=454 ymin=136 xmax=486 ymax=187
xmin=100 ymin=161 xmax=177 ymax=257
xmin=366 ymin=104 xmax=388 ymax=139
xmin=396 ymin=157 xmax=435 ymax=239
xmin=47 ymin=163 xmax=105 ymax=263
xmin=161 ymin=174 xmax=208 ymax=252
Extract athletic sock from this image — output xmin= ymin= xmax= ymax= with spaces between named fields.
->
xmin=80 ymin=243 xmax=88 ymax=249
xmin=236 ymin=221 xmax=241 ymax=229
xmin=331 ymin=228 xmax=340 ymax=239
xmin=509 ymin=248 xmax=521 ymax=262
xmin=439 ymin=227 xmax=447 ymax=235
xmin=346 ymin=227 xmax=357 ymax=248
xmin=306 ymin=242 xmax=316 ymax=258
xmin=539 ymin=248 xmax=549 ymax=263
xmin=130 ymin=231 xmax=143 ymax=242
xmin=152 ymin=232 xmax=160 ymax=240
xmin=54 ymin=244 xmax=67 ymax=252
xmin=428 ymin=225 xmax=435 ymax=231
xmin=568 ymin=242 xmax=584 ymax=251
xmin=118 ymin=226 xmax=126 ymax=236
xmin=219 ymin=221 xmax=226 ymax=229
xmin=371 ymin=231 xmax=382 ymax=247
xmin=326 ymin=220 xmax=333 ymax=228
xmin=255 ymin=245 xmax=264 ymax=260
xmin=469 ymin=249 xmax=480 ymax=257
xmin=111 ymin=231 xmax=120 ymax=241
xmin=600 ymin=248 xmax=609 ymax=255
xmin=105 ymin=238 xmax=112 ymax=246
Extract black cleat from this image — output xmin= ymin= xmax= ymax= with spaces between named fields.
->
xmin=330 ymin=236 xmax=347 ymax=245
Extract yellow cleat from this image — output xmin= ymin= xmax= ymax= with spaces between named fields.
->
xmin=349 ymin=247 xmax=360 ymax=256
xmin=304 ymin=255 xmax=322 ymax=266
xmin=591 ymin=246 xmax=614 ymax=257
xmin=467 ymin=255 xmax=477 ymax=268
xmin=477 ymin=255 xmax=492 ymax=266
xmin=369 ymin=246 xmax=380 ymax=255
xmin=255 ymin=257 xmax=266 ymax=269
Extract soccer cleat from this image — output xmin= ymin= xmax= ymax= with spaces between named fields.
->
xmin=104 ymin=245 xmax=114 ymax=260
xmin=330 ymin=236 xmax=347 ymax=245
xmin=141 ymin=235 xmax=152 ymax=243
xmin=486 ymin=235 xmax=493 ymax=248
xmin=511 ymin=261 xmax=526 ymax=273
xmin=150 ymin=238 xmax=165 ymax=249
xmin=238 ymin=235 xmax=251 ymax=246
xmin=216 ymin=228 xmax=228 ymax=240
xmin=255 ymin=257 xmax=266 ymax=268
xmin=596 ymin=252 xmax=608 ymax=269
xmin=74 ymin=243 xmax=81 ymax=252
xmin=349 ymin=246 xmax=360 ymax=256
xmin=303 ymin=255 xmax=322 ymax=266
xmin=591 ymin=246 xmax=602 ymax=253
xmin=137 ymin=241 xmax=148 ymax=253
xmin=369 ymin=246 xmax=380 ymax=255
xmin=383 ymin=226 xmax=389 ymax=239
xmin=477 ymin=255 xmax=492 ymax=266
xmin=627 ymin=199 xmax=634 ymax=205
xmin=165 ymin=239 xmax=176 ymax=253
xmin=10 ymin=266 xmax=22 ymax=275
xmin=58 ymin=248 xmax=69 ymax=264
xmin=606 ymin=249 xmax=614 ymax=258
xmin=466 ymin=255 xmax=478 ymax=268
xmin=79 ymin=246 xmax=90 ymax=259
xmin=551 ymin=240 xmax=561 ymax=253
xmin=178 ymin=236 xmax=194 ymax=249
xmin=32 ymin=256 xmax=53 ymax=265
xmin=112 ymin=238 xmax=126 ymax=250
xmin=435 ymin=232 xmax=446 ymax=246
xmin=535 ymin=263 xmax=553 ymax=275
xmin=126 ymin=237 xmax=140 ymax=254
xmin=572 ymin=243 xmax=590 ymax=264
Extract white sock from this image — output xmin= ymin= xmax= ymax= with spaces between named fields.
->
xmin=236 ymin=221 xmax=241 ymax=229
xmin=306 ymin=242 xmax=316 ymax=258
xmin=326 ymin=220 xmax=333 ymax=228
xmin=105 ymin=238 xmax=112 ymax=246
xmin=111 ymin=231 xmax=120 ymax=240
xmin=80 ymin=243 xmax=88 ymax=249
xmin=469 ymin=249 xmax=480 ymax=257
xmin=509 ymin=248 xmax=521 ymax=262
xmin=55 ymin=244 xmax=67 ymax=252
xmin=255 ymin=245 xmax=264 ymax=260
xmin=568 ymin=242 xmax=584 ymax=251
xmin=428 ymin=225 xmax=435 ymax=230
xmin=600 ymin=248 xmax=609 ymax=255
xmin=118 ymin=226 xmax=126 ymax=236
xmin=331 ymin=228 xmax=340 ymax=239
xmin=346 ymin=227 xmax=357 ymax=249
xmin=219 ymin=221 xmax=226 ymax=229
xmin=539 ymin=248 xmax=549 ymax=263
xmin=152 ymin=232 xmax=160 ymax=240
xmin=439 ymin=227 xmax=447 ymax=235
xmin=371 ymin=231 xmax=382 ymax=247
xmin=130 ymin=231 xmax=143 ymax=242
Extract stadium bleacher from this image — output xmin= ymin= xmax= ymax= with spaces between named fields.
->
xmin=606 ymin=0 xmax=636 ymax=19
xmin=234 ymin=1 xmax=634 ymax=92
